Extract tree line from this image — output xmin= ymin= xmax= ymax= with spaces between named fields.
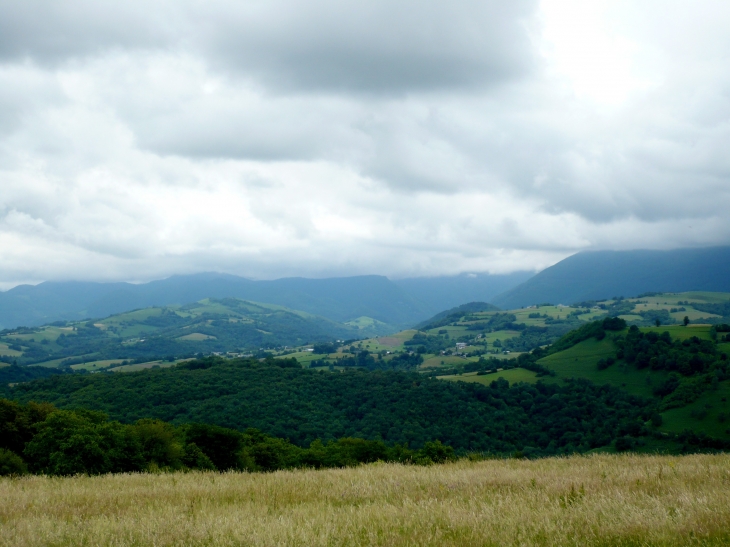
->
xmin=0 ymin=398 xmax=456 ymax=476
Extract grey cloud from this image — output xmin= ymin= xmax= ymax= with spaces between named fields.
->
xmin=0 ymin=1 xmax=177 ymax=64
xmin=0 ymin=1 xmax=729 ymax=287
xmin=0 ymin=0 xmax=538 ymax=94
xmin=195 ymin=0 xmax=538 ymax=93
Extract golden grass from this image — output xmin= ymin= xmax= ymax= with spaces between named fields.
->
xmin=2 ymin=454 xmax=730 ymax=546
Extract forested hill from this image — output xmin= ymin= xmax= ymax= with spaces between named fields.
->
xmin=0 ymin=274 xmax=426 ymax=330
xmin=0 ymin=272 xmax=531 ymax=330
xmin=492 ymin=246 xmax=730 ymax=309
xmin=0 ymin=298 xmax=372 ymax=368
xmin=415 ymin=302 xmax=501 ymax=330
xmin=3 ymin=357 xmax=650 ymax=456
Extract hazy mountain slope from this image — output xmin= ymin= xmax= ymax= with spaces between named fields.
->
xmin=492 ymin=247 xmax=730 ymax=309
xmin=394 ymin=271 xmax=532 ymax=315
xmin=414 ymin=302 xmax=501 ymax=330
xmin=1 ymin=298 xmax=366 ymax=367
xmin=0 ymin=274 xmax=429 ymax=330
xmin=0 ymin=272 xmax=535 ymax=330
xmin=0 ymin=281 xmax=132 ymax=329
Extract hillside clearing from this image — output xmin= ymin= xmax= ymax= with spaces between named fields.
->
xmin=2 ymin=454 xmax=729 ymax=547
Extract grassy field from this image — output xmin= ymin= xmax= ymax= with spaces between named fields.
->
xmin=108 ymin=360 xmax=180 ymax=373
xmin=2 ymin=454 xmax=730 ymax=546
xmin=536 ymin=337 xmax=669 ymax=398
xmin=660 ymin=381 xmax=730 ymax=438
xmin=0 ymin=343 xmax=22 ymax=357
xmin=441 ymin=368 xmax=540 ymax=385
xmin=177 ymin=332 xmax=217 ymax=341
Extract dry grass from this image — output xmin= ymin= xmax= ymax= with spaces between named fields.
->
xmin=2 ymin=454 xmax=730 ymax=546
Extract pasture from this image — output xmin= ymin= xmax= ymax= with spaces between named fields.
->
xmin=537 ymin=337 xmax=669 ymax=398
xmin=441 ymin=368 xmax=540 ymax=385
xmin=2 ymin=454 xmax=729 ymax=546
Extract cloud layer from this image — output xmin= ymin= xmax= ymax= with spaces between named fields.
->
xmin=0 ymin=0 xmax=729 ymax=287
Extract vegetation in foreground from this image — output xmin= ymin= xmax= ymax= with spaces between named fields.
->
xmin=2 ymin=454 xmax=729 ymax=546
xmin=1 ymin=357 xmax=655 ymax=456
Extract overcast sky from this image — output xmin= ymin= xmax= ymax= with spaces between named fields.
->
xmin=0 ymin=0 xmax=729 ymax=288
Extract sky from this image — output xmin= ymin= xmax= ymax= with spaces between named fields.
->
xmin=0 ymin=0 xmax=729 ymax=288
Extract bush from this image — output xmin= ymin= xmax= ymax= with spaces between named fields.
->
xmin=418 ymin=441 xmax=456 ymax=464
xmin=0 ymin=449 xmax=27 ymax=476
xmin=615 ymin=436 xmax=636 ymax=452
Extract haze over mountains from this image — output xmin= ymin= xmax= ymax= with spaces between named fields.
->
xmin=2 ymin=246 xmax=729 ymax=331
xmin=0 ymin=271 xmax=530 ymax=330
xmin=492 ymin=246 xmax=730 ymax=309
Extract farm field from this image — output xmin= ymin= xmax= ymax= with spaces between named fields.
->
xmin=2 ymin=454 xmax=729 ymax=547
xmin=536 ymin=337 xmax=668 ymax=398
xmin=441 ymin=368 xmax=540 ymax=385
xmin=660 ymin=381 xmax=730 ymax=438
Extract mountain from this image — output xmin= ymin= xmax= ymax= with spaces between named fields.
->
xmin=0 ymin=272 xmax=532 ymax=331
xmin=0 ymin=298 xmax=378 ymax=368
xmin=394 ymin=271 xmax=532 ymax=314
xmin=414 ymin=301 xmax=501 ymax=330
xmin=492 ymin=246 xmax=730 ymax=309
xmin=0 ymin=274 xmax=428 ymax=330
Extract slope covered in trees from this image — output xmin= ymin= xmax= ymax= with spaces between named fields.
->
xmin=492 ymin=246 xmax=730 ymax=309
xmin=0 ymin=272 xmax=532 ymax=330
xmin=3 ymin=356 xmax=651 ymax=456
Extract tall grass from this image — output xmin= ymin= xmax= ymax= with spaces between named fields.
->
xmin=2 ymin=454 xmax=729 ymax=546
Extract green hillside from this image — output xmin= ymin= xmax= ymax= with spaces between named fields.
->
xmin=2 ymin=356 xmax=652 ymax=455
xmin=0 ymin=298 xmax=373 ymax=373
xmin=491 ymin=247 xmax=730 ymax=309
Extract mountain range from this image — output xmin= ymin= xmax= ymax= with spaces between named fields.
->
xmin=492 ymin=246 xmax=730 ymax=309
xmin=0 ymin=272 xmax=530 ymax=330
xmin=3 ymin=245 xmax=730 ymax=331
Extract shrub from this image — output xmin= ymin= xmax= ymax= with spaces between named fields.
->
xmin=0 ymin=448 xmax=27 ymax=476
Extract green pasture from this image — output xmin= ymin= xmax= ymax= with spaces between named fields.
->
xmin=177 ymin=332 xmax=217 ymax=341
xmin=116 ymin=324 xmax=159 ymax=339
xmin=349 ymin=329 xmax=418 ymax=351
xmin=537 ymin=337 xmax=667 ymax=398
xmin=345 ymin=316 xmax=389 ymax=330
xmin=638 ymin=325 xmax=713 ymax=341
xmin=100 ymin=307 xmax=164 ymax=325
xmin=717 ymin=342 xmax=730 ymax=354
xmin=420 ymin=355 xmax=475 ymax=369
xmin=660 ymin=381 xmax=730 ymax=438
xmin=3 ymin=326 xmax=73 ymax=343
xmin=672 ymin=309 xmax=721 ymax=321
xmin=71 ymin=359 xmax=126 ymax=371
xmin=424 ymin=325 xmax=469 ymax=337
xmin=285 ymin=351 xmax=322 ymax=364
xmin=658 ymin=291 xmax=730 ymax=304
xmin=29 ymin=357 xmax=72 ymax=368
xmin=0 ymin=343 xmax=23 ymax=357
xmin=109 ymin=360 xmax=179 ymax=373
xmin=618 ymin=315 xmax=643 ymax=322
xmin=440 ymin=368 xmax=539 ymax=385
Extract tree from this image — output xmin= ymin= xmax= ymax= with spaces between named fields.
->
xmin=0 ymin=449 xmax=27 ymax=476
xmin=684 ymin=316 xmax=690 ymax=327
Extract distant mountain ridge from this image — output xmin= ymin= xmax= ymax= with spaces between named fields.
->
xmin=0 ymin=272 xmax=530 ymax=330
xmin=492 ymin=246 xmax=730 ymax=309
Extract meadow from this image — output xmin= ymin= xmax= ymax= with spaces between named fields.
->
xmin=2 ymin=454 xmax=729 ymax=546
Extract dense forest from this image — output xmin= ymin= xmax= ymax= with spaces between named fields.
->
xmin=4 ymin=356 xmax=656 ymax=456
xmin=0 ymin=398 xmax=458 ymax=476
